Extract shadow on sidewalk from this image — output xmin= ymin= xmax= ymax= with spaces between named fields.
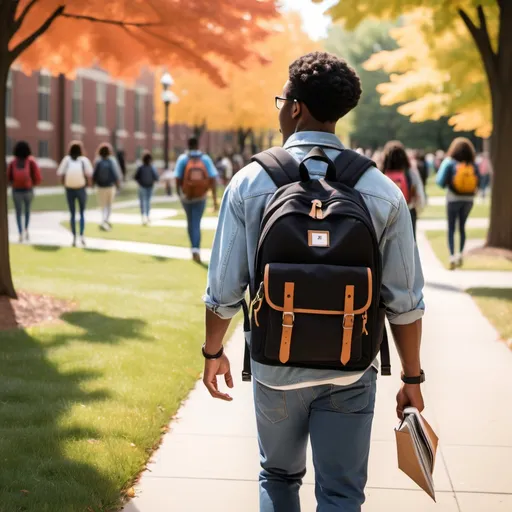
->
xmin=425 ymin=281 xmax=465 ymax=294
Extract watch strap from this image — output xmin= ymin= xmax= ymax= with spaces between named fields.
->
xmin=401 ymin=370 xmax=425 ymax=384
xmin=202 ymin=343 xmax=224 ymax=360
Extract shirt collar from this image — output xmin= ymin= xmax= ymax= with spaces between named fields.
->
xmin=189 ymin=150 xmax=203 ymax=157
xmin=283 ymin=131 xmax=345 ymax=151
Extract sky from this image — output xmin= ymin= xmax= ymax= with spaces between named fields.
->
xmin=280 ymin=0 xmax=337 ymax=40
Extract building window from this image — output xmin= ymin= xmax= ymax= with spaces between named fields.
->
xmin=6 ymin=70 xmax=13 ymax=118
xmin=135 ymin=91 xmax=145 ymax=132
xmin=72 ymin=78 xmax=82 ymax=125
xmin=6 ymin=136 xmax=14 ymax=156
xmin=38 ymin=140 xmax=50 ymax=158
xmin=38 ymin=73 xmax=51 ymax=122
xmin=116 ymin=85 xmax=125 ymax=130
xmin=96 ymin=82 xmax=107 ymax=128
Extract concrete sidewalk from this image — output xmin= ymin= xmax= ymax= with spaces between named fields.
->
xmin=122 ymin=235 xmax=512 ymax=512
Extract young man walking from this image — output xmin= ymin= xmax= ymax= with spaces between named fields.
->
xmin=202 ymin=52 xmax=425 ymax=511
xmin=175 ymin=137 xmax=218 ymax=263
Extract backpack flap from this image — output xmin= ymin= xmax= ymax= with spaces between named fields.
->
xmin=254 ymin=263 xmax=372 ymax=367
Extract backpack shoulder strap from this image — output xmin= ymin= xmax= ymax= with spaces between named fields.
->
xmin=251 ymin=147 xmax=300 ymax=188
xmin=333 ymin=149 xmax=376 ymax=188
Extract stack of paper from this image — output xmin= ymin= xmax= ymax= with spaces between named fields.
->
xmin=395 ymin=407 xmax=439 ymax=501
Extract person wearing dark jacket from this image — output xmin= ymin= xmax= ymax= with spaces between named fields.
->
xmin=134 ymin=152 xmax=160 ymax=225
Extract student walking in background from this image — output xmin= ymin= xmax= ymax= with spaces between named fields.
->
xmin=437 ymin=137 xmax=480 ymax=270
xmin=57 ymin=141 xmax=93 ymax=247
xmin=93 ymin=143 xmax=122 ymax=231
xmin=382 ymin=140 xmax=426 ymax=238
xmin=7 ymin=141 xmax=42 ymax=242
xmin=134 ymin=151 xmax=160 ymax=225
xmin=175 ymin=137 xmax=218 ymax=263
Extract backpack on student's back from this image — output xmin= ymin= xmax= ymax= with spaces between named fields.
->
xmin=10 ymin=159 xmax=33 ymax=189
xmin=385 ymin=169 xmax=412 ymax=204
xmin=94 ymin=159 xmax=117 ymax=187
xmin=450 ymin=162 xmax=478 ymax=196
xmin=182 ymin=156 xmax=210 ymax=200
xmin=241 ymin=147 xmax=391 ymax=382
xmin=137 ymin=165 xmax=157 ymax=188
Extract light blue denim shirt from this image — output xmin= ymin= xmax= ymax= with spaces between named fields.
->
xmin=204 ymin=132 xmax=425 ymax=388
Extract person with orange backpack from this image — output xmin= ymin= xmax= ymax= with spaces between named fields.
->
xmin=175 ymin=137 xmax=218 ymax=263
xmin=437 ymin=137 xmax=481 ymax=269
xmin=382 ymin=141 xmax=425 ymax=238
xmin=7 ymin=141 xmax=42 ymax=242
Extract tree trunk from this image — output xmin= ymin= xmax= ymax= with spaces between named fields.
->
xmin=486 ymin=4 xmax=512 ymax=250
xmin=0 ymin=54 xmax=16 ymax=298
xmin=487 ymin=93 xmax=512 ymax=249
xmin=237 ymin=128 xmax=252 ymax=154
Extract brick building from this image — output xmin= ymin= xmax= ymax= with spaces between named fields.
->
xmin=6 ymin=66 xmax=229 ymax=185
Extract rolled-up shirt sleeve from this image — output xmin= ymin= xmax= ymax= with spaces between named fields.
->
xmin=380 ymin=194 xmax=425 ymax=325
xmin=203 ymin=181 xmax=249 ymax=319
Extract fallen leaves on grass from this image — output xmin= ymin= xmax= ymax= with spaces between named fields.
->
xmin=0 ymin=291 xmax=75 ymax=331
xmin=126 ymin=488 xmax=136 ymax=498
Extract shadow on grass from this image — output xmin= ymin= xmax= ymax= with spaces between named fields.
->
xmin=32 ymin=245 xmax=61 ymax=252
xmin=467 ymin=287 xmax=512 ymax=301
xmin=83 ymin=248 xmax=108 ymax=254
xmin=0 ymin=311 xmax=151 ymax=511
xmin=49 ymin=311 xmax=150 ymax=347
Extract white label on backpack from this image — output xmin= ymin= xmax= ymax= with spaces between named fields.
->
xmin=308 ymin=231 xmax=330 ymax=247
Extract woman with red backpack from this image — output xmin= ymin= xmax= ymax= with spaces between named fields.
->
xmin=382 ymin=141 xmax=425 ymax=239
xmin=7 ymin=141 xmax=42 ymax=242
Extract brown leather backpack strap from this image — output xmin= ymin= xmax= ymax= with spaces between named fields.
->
xmin=279 ymin=282 xmax=295 ymax=364
xmin=341 ymin=285 xmax=355 ymax=365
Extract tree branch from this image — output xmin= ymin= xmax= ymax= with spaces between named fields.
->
xmin=10 ymin=5 xmax=64 ymax=61
xmin=458 ymin=6 xmax=499 ymax=91
xmin=60 ymin=13 xmax=159 ymax=28
xmin=13 ymin=0 xmax=39 ymax=35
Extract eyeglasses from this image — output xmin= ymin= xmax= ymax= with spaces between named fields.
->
xmin=275 ymin=96 xmax=298 ymax=110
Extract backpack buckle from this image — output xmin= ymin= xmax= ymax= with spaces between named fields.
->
xmin=343 ymin=314 xmax=355 ymax=329
xmin=282 ymin=312 xmax=295 ymax=327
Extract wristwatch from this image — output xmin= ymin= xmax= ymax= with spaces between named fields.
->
xmin=401 ymin=370 xmax=425 ymax=385
xmin=202 ymin=343 xmax=224 ymax=360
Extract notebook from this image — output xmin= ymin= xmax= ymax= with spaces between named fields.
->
xmin=395 ymin=407 xmax=439 ymax=501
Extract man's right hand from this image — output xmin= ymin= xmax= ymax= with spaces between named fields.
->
xmin=396 ymin=384 xmax=425 ymax=420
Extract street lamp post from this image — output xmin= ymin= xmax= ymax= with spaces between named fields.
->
xmin=160 ymin=72 xmax=176 ymax=195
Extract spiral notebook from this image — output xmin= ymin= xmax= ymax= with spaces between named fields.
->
xmin=395 ymin=407 xmax=439 ymax=501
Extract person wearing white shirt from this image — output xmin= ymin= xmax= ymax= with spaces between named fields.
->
xmin=56 ymin=141 xmax=93 ymax=247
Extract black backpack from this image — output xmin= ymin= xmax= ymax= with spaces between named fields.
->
xmin=94 ymin=159 xmax=117 ymax=187
xmin=241 ymin=146 xmax=391 ymax=381
xmin=137 ymin=165 xmax=157 ymax=188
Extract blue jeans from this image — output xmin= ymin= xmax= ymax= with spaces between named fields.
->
xmin=12 ymin=189 xmax=34 ymax=234
xmin=139 ymin=186 xmax=154 ymax=217
xmin=447 ymin=201 xmax=473 ymax=256
xmin=255 ymin=369 xmax=377 ymax=512
xmin=182 ymin=200 xmax=206 ymax=250
xmin=65 ymin=187 xmax=87 ymax=236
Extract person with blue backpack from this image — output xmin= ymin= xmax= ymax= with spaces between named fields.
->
xmin=201 ymin=52 xmax=426 ymax=511
xmin=93 ymin=143 xmax=122 ymax=231
xmin=134 ymin=151 xmax=160 ymax=225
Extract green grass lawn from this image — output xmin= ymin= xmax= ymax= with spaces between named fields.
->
xmin=2 ymin=245 xmax=237 ymax=511
xmin=468 ymin=288 xmax=512 ymax=342
xmin=421 ymin=200 xmax=490 ymax=220
xmin=426 ymin=229 xmax=512 ymax=271
xmin=425 ymin=175 xmax=445 ymax=198
xmin=61 ymin=221 xmax=216 ymax=248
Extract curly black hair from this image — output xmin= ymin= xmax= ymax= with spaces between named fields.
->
xmin=13 ymin=140 xmax=31 ymax=159
xmin=288 ymin=52 xmax=362 ymax=123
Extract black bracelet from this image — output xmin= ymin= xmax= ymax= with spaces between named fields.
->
xmin=202 ymin=343 xmax=224 ymax=360
xmin=401 ymin=370 xmax=425 ymax=385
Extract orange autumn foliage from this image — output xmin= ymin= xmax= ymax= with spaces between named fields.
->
xmin=159 ymin=12 xmax=319 ymax=132
xmin=10 ymin=0 xmax=278 ymax=83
